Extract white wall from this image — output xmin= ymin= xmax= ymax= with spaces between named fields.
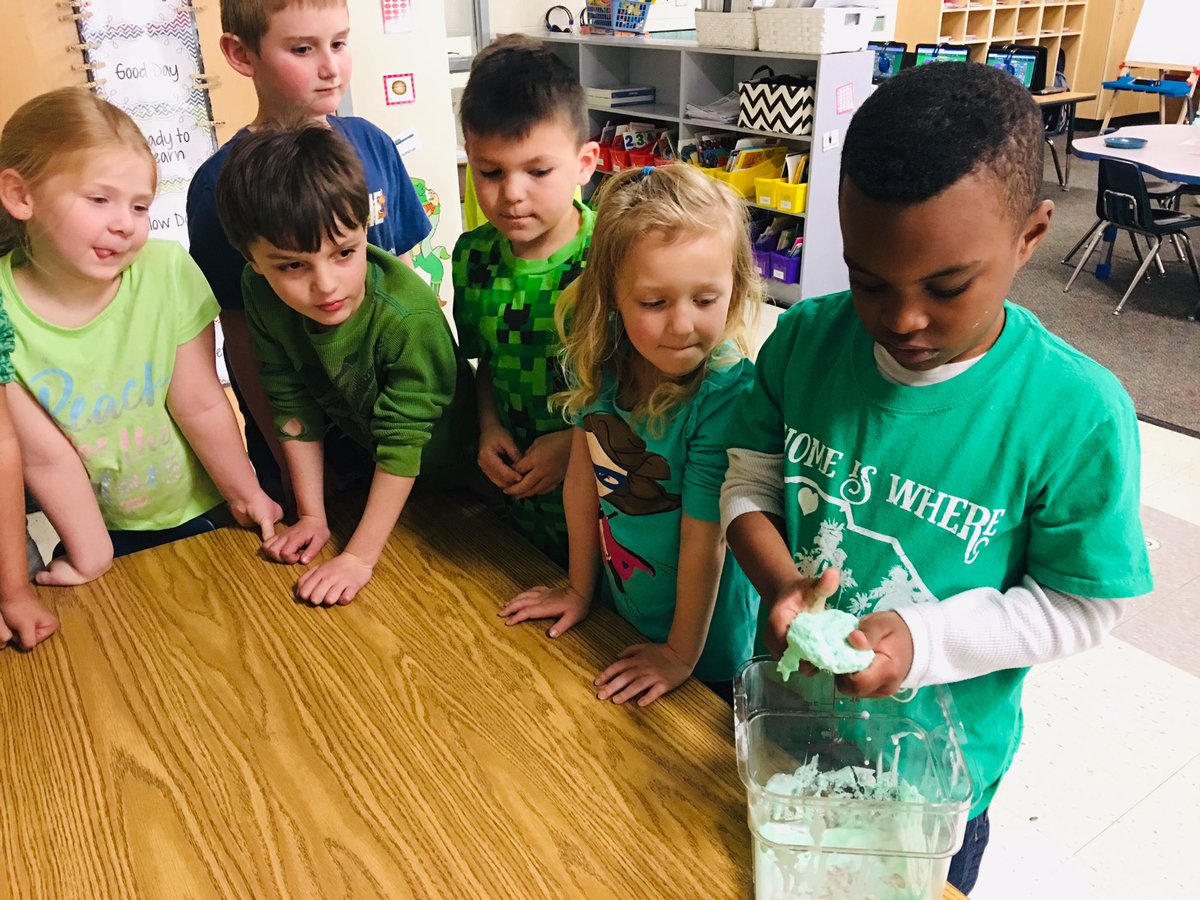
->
xmin=344 ymin=0 xmax=463 ymax=310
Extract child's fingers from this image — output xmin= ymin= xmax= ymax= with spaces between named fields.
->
xmin=636 ymin=682 xmax=670 ymax=707
xmin=501 ymin=599 xmax=560 ymax=626
xmin=847 ymin=628 xmax=872 ymax=651
xmin=547 ymin=606 xmax=586 ymax=638
xmin=15 ymin=619 xmax=38 ymax=649
xmin=0 ymin=620 xmax=12 ymax=646
xmin=616 ymin=643 xmax=648 ymax=660
xmin=596 ymin=655 xmax=637 ymax=686
xmin=810 ymin=567 xmax=841 ymax=608
xmin=500 ymin=587 xmax=549 ymax=613
xmin=608 ymin=673 xmax=657 ymax=705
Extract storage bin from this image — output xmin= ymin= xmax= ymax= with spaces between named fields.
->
xmin=735 ymin=660 xmax=972 ymax=900
xmin=753 ymin=233 xmax=777 ymax=279
xmin=770 ymin=251 xmax=801 ymax=285
xmin=755 ymin=6 xmax=875 ymax=55
xmin=724 ymin=155 xmax=787 ymax=199
xmin=754 ymin=176 xmax=781 ymax=208
xmin=739 ymin=74 xmax=816 ymax=136
xmin=774 ymin=181 xmax=809 ymax=214
xmin=694 ymin=10 xmax=758 ymax=51
xmin=586 ymin=0 xmax=653 ymax=35
xmin=610 ymin=148 xmax=632 ymax=170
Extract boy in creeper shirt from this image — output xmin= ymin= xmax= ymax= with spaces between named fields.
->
xmin=452 ymin=36 xmax=600 ymax=567
xmin=187 ymin=0 xmax=431 ymax=499
xmin=215 ymin=124 xmax=474 ymax=607
xmin=720 ymin=62 xmax=1153 ymax=895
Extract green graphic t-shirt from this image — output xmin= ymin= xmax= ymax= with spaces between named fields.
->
xmin=452 ymin=201 xmax=595 ymax=564
xmin=0 ymin=300 xmax=15 ymax=385
xmin=1 ymin=240 xmax=223 ymax=531
xmin=729 ymin=292 xmax=1152 ymax=816
xmin=579 ymin=358 xmax=760 ymax=682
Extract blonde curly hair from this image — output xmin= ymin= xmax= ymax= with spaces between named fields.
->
xmin=555 ymin=164 xmax=762 ymax=431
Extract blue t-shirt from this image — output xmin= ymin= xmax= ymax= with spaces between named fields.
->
xmin=186 ymin=116 xmax=431 ymax=311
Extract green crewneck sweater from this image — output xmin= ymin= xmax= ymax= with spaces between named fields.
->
xmin=243 ymin=245 xmax=475 ymax=480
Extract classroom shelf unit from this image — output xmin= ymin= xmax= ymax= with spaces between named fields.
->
xmin=894 ymin=1 xmax=1093 ymax=92
xmin=537 ymin=32 xmax=873 ymax=306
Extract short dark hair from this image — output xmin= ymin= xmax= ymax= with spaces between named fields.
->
xmin=841 ymin=62 xmax=1044 ymax=223
xmin=215 ymin=123 xmax=368 ymax=259
xmin=459 ymin=34 xmax=588 ymax=144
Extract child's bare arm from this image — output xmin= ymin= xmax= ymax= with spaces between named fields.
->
xmin=500 ymin=426 xmax=598 ymax=636
xmin=263 ymin=437 xmax=329 ymax=566
xmin=166 ymin=324 xmax=282 ymax=539
xmin=595 ymin=514 xmax=725 ymax=707
xmin=0 ymin=388 xmax=59 ymax=648
xmin=5 ymin=384 xmax=111 ymax=585
xmin=293 ymin=468 xmax=415 ymax=606
xmin=218 ymin=310 xmax=292 ymax=485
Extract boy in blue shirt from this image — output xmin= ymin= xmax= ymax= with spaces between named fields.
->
xmin=186 ymin=0 xmax=430 ymax=497
xmin=721 ymin=62 xmax=1153 ymax=894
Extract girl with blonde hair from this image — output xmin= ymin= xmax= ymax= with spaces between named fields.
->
xmin=502 ymin=164 xmax=762 ymax=705
xmin=0 ymin=88 xmax=280 ymax=583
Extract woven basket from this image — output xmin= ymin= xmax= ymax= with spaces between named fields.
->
xmin=755 ymin=6 xmax=875 ymax=55
xmin=695 ymin=10 xmax=758 ymax=51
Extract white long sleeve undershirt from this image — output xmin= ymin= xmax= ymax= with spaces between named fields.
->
xmin=719 ymin=448 xmax=1134 ymax=688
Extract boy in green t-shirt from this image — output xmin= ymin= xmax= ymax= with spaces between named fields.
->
xmin=721 ymin=63 xmax=1153 ymax=895
xmin=215 ymin=124 xmax=475 ymax=606
xmin=452 ymin=35 xmax=600 ymax=567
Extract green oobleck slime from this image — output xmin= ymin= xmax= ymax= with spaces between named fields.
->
xmin=778 ymin=610 xmax=875 ymax=679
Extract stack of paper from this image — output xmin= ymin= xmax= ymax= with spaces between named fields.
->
xmin=685 ymin=89 xmax=741 ymax=124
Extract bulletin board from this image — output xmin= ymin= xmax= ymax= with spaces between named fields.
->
xmin=1125 ymin=0 xmax=1200 ymax=69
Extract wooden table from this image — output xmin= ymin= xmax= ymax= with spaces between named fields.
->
xmin=1035 ymin=90 xmax=1098 ymax=191
xmin=1 ymin=495 xmax=968 ymax=898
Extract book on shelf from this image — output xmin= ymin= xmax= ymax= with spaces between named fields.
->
xmin=585 ymin=85 xmax=656 ymax=102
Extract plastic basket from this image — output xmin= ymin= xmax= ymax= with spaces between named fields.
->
xmin=586 ymin=0 xmax=653 ymax=35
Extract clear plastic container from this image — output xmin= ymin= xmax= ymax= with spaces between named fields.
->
xmin=734 ymin=658 xmax=973 ymax=900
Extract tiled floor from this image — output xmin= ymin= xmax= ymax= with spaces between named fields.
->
xmin=974 ymin=421 xmax=1200 ymax=900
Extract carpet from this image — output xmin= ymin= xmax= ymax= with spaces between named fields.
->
xmin=1013 ymin=149 xmax=1200 ymax=436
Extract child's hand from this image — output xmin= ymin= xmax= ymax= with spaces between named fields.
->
xmin=478 ymin=425 xmax=523 ymax=490
xmin=261 ymin=515 xmax=330 ymax=565
xmin=0 ymin=585 xmax=60 ymax=650
xmin=229 ymin=491 xmax=285 ymax=541
xmin=294 ymin=551 xmax=373 ymax=606
xmin=506 ymin=431 xmax=572 ymax=500
xmin=835 ymin=611 xmax=914 ymax=699
xmin=764 ymin=567 xmax=841 ymax=658
xmin=499 ymin=585 xmax=591 ymax=637
xmin=594 ymin=642 xmax=693 ymax=707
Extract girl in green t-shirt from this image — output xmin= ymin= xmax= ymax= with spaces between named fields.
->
xmin=501 ymin=165 xmax=762 ymax=706
xmin=0 ymin=89 xmax=282 ymax=569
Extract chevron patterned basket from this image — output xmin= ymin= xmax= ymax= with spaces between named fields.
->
xmin=755 ymin=6 xmax=874 ymax=54
xmin=738 ymin=77 xmax=815 ymax=136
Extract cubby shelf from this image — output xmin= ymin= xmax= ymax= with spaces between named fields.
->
xmin=539 ymin=32 xmax=872 ymax=306
xmin=897 ymin=0 xmax=1094 ymax=90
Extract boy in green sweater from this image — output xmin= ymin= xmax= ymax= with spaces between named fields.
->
xmin=216 ymin=124 xmax=474 ymax=605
